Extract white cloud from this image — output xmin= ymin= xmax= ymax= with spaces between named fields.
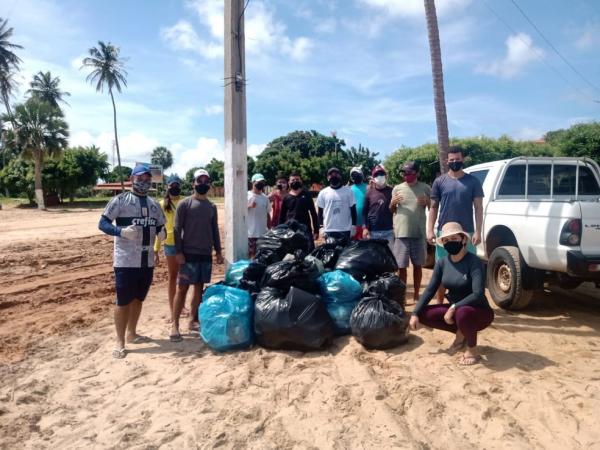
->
xmin=160 ymin=20 xmax=223 ymax=59
xmin=281 ymin=37 xmax=314 ymax=62
xmin=477 ymin=33 xmax=543 ymax=79
xmin=203 ymin=104 xmax=224 ymax=115
xmin=574 ymin=23 xmax=600 ymax=50
xmin=358 ymin=0 xmax=471 ymax=19
xmin=248 ymin=143 xmax=266 ymax=158
xmin=513 ymin=127 xmax=544 ymax=141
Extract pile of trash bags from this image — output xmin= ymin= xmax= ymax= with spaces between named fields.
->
xmin=200 ymin=221 xmax=410 ymax=352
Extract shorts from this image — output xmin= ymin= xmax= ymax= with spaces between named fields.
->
xmin=114 ymin=267 xmax=154 ymax=306
xmin=248 ymin=238 xmax=258 ymax=256
xmin=393 ymin=237 xmax=426 ymax=268
xmin=163 ymin=244 xmax=177 ymax=257
xmin=178 ymin=260 xmax=212 ymax=285
xmin=435 ymin=230 xmax=476 ymax=260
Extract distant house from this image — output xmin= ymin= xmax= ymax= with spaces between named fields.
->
xmin=94 ymin=181 xmax=133 ymax=196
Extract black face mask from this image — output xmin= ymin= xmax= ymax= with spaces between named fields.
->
xmin=351 ymin=173 xmax=363 ymax=184
xmin=168 ymin=186 xmax=181 ymax=196
xmin=443 ymin=240 xmax=464 ymax=255
xmin=194 ymin=183 xmax=210 ymax=195
xmin=255 ymin=182 xmax=266 ymax=191
xmin=329 ymin=176 xmax=342 ymax=188
xmin=448 ymin=161 xmax=464 ymax=172
xmin=290 ymin=181 xmax=302 ymax=190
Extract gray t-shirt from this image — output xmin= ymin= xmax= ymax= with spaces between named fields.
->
xmin=174 ymin=196 xmax=221 ymax=256
xmin=102 ymin=192 xmax=165 ymax=268
xmin=431 ymin=173 xmax=484 ymax=232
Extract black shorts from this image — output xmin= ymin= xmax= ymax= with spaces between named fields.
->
xmin=114 ymin=267 xmax=154 ymax=306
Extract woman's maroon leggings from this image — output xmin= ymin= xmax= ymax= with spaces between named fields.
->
xmin=417 ymin=305 xmax=494 ymax=347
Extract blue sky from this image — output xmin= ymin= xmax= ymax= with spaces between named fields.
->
xmin=5 ymin=0 xmax=600 ymax=175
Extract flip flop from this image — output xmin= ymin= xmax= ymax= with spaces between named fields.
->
xmin=459 ymin=354 xmax=481 ymax=366
xmin=112 ymin=348 xmax=127 ymax=359
xmin=169 ymin=333 xmax=183 ymax=342
xmin=129 ymin=335 xmax=152 ymax=344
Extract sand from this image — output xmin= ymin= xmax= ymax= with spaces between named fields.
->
xmin=1 ymin=204 xmax=600 ymax=449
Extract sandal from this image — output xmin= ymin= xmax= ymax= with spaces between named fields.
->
xmin=169 ymin=333 xmax=183 ymax=343
xmin=112 ymin=348 xmax=127 ymax=359
xmin=459 ymin=354 xmax=481 ymax=366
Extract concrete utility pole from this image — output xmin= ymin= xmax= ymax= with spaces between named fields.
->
xmin=224 ymin=0 xmax=248 ymax=264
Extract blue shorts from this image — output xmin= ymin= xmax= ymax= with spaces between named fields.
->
xmin=164 ymin=244 xmax=177 ymax=257
xmin=178 ymin=260 xmax=212 ymax=285
xmin=114 ymin=267 xmax=154 ymax=306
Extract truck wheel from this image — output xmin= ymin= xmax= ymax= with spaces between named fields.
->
xmin=487 ymin=246 xmax=533 ymax=310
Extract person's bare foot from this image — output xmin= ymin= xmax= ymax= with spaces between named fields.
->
xmin=180 ymin=307 xmax=190 ymax=318
xmin=188 ymin=321 xmax=199 ymax=332
xmin=127 ymin=334 xmax=152 ymax=344
xmin=459 ymin=348 xmax=481 ymax=365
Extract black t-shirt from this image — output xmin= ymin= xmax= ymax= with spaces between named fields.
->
xmin=279 ymin=190 xmax=319 ymax=234
xmin=364 ymin=186 xmax=393 ymax=231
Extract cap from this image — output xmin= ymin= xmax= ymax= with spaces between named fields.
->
xmin=251 ymin=173 xmax=266 ymax=183
xmin=194 ymin=169 xmax=210 ymax=179
xmin=132 ymin=164 xmax=151 ymax=176
xmin=350 ymin=166 xmax=363 ymax=175
xmin=437 ymin=222 xmax=471 ymax=247
xmin=371 ymin=164 xmax=387 ymax=177
xmin=166 ymin=175 xmax=182 ymax=185
xmin=327 ymin=167 xmax=341 ymax=176
xmin=401 ymin=161 xmax=420 ymax=173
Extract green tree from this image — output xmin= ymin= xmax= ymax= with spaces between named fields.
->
xmin=57 ymin=146 xmax=109 ymax=201
xmin=545 ymin=122 xmax=600 ymax=162
xmin=150 ymin=145 xmax=173 ymax=170
xmin=0 ymin=156 xmax=34 ymax=203
xmin=82 ymin=41 xmax=128 ymax=192
xmin=26 ymin=71 xmax=70 ymax=109
xmin=0 ymin=17 xmax=22 ymax=122
xmin=345 ymin=144 xmax=380 ymax=173
xmin=105 ymin=165 xmax=132 ymax=183
xmin=204 ymin=158 xmax=224 ymax=186
xmin=3 ymin=98 xmax=69 ymax=209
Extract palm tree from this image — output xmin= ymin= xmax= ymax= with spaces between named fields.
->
xmin=81 ymin=41 xmax=128 ymax=191
xmin=3 ymin=98 xmax=69 ymax=209
xmin=26 ymin=71 xmax=70 ymax=109
xmin=424 ymin=0 xmax=449 ymax=174
xmin=0 ymin=17 xmax=23 ymax=122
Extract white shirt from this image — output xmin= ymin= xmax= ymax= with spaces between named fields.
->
xmin=316 ymin=186 xmax=356 ymax=232
xmin=247 ymin=191 xmax=271 ymax=238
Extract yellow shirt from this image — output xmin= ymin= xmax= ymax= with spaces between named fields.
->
xmin=154 ymin=196 xmax=180 ymax=251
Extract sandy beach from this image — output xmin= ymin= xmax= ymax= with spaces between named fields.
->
xmin=1 ymin=205 xmax=600 ymax=449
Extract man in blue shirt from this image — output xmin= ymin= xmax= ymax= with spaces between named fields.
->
xmin=99 ymin=164 xmax=166 ymax=359
xmin=350 ymin=166 xmax=367 ymax=240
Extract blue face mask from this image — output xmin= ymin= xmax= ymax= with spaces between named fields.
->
xmin=133 ymin=179 xmax=151 ymax=195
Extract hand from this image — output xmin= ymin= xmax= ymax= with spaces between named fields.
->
xmin=154 ymin=252 xmax=160 ymax=266
xmin=444 ymin=307 xmax=456 ymax=325
xmin=392 ymin=192 xmax=404 ymax=206
xmin=417 ymin=195 xmax=428 ymax=207
xmin=157 ymin=228 xmax=167 ymax=241
xmin=248 ymin=199 xmax=257 ymax=208
xmin=362 ymin=228 xmax=370 ymax=239
xmin=313 ymin=232 xmax=319 ymax=241
xmin=176 ymin=253 xmax=186 ymax=265
xmin=319 ymin=227 xmax=325 ymax=237
xmin=350 ymin=225 xmax=357 ymax=237
xmin=409 ymin=315 xmax=420 ymax=331
xmin=426 ymin=230 xmax=436 ymax=245
xmin=472 ymin=231 xmax=481 ymax=246
xmin=120 ymin=225 xmax=139 ymax=241
xmin=215 ymin=252 xmax=224 ymax=264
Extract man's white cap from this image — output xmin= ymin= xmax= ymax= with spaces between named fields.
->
xmin=350 ymin=166 xmax=363 ymax=175
xmin=194 ymin=168 xmax=210 ymax=179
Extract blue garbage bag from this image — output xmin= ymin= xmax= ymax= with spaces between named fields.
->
xmin=225 ymin=260 xmax=252 ymax=287
xmin=318 ymin=270 xmax=362 ymax=334
xmin=200 ymin=284 xmax=254 ymax=352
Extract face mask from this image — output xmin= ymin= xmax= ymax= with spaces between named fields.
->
xmin=168 ymin=186 xmax=181 ymax=196
xmin=194 ymin=183 xmax=210 ymax=195
xmin=443 ymin=240 xmax=464 ymax=255
xmin=351 ymin=173 xmax=363 ymax=184
xmin=133 ymin=180 xmax=151 ymax=195
xmin=290 ymin=181 xmax=302 ymax=190
xmin=255 ymin=182 xmax=266 ymax=191
xmin=329 ymin=176 xmax=342 ymax=188
xmin=448 ymin=161 xmax=464 ymax=172
xmin=375 ymin=175 xmax=386 ymax=186
xmin=404 ymin=173 xmax=417 ymax=183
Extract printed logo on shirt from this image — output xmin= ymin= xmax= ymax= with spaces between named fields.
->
xmin=331 ymin=200 xmax=342 ymax=216
xmin=132 ymin=217 xmax=158 ymax=227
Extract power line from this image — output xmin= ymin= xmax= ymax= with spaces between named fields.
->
xmin=482 ymin=0 xmax=600 ymax=103
xmin=509 ymin=0 xmax=600 ymax=94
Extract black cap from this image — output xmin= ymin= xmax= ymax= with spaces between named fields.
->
xmin=401 ymin=161 xmax=420 ymax=173
xmin=327 ymin=167 xmax=341 ymax=176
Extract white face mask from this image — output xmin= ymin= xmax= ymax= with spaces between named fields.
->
xmin=375 ymin=175 xmax=386 ymax=186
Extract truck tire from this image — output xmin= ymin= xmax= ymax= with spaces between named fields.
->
xmin=487 ymin=246 xmax=533 ymax=310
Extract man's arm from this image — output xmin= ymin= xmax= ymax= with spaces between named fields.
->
xmin=318 ymin=207 xmax=324 ymax=227
xmin=427 ymin=199 xmax=439 ymax=244
xmin=212 ymin=205 xmax=222 ymax=254
xmin=362 ymin=193 xmax=370 ymax=230
xmin=308 ymin=196 xmax=319 ymax=233
xmin=350 ymin=204 xmax=357 ymax=226
xmin=173 ymin=200 xmax=186 ymax=254
xmin=98 ymin=215 xmax=121 ymax=237
xmin=473 ymin=197 xmax=483 ymax=245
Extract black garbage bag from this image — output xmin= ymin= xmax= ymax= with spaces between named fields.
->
xmin=350 ymin=296 xmax=409 ymax=349
xmin=254 ymin=287 xmax=334 ymax=351
xmin=238 ymin=261 xmax=267 ymax=292
xmin=362 ymin=273 xmax=406 ymax=308
xmin=335 ymin=240 xmax=398 ymax=281
xmin=255 ymin=220 xmax=312 ymax=265
xmin=261 ymin=257 xmax=322 ymax=294
xmin=310 ymin=242 xmax=345 ymax=270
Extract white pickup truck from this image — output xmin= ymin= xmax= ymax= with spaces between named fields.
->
xmin=464 ymin=157 xmax=600 ymax=310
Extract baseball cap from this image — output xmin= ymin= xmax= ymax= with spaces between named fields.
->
xmin=327 ymin=167 xmax=341 ymax=176
xmin=350 ymin=166 xmax=363 ymax=175
xmin=251 ymin=173 xmax=266 ymax=183
xmin=401 ymin=161 xmax=420 ymax=173
xmin=166 ymin=175 xmax=182 ymax=185
xmin=132 ymin=164 xmax=151 ymax=176
xmin=194 ymin=168 xmax=210 ymax=179
xmin=371 ymin=164 xmax=387 ymax=176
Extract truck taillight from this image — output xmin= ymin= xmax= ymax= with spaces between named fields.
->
xmin=560 ymin=219 xmax=582 ymax=246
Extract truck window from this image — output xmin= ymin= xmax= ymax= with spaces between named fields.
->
xmin=553 ymin=165 xmax=600 ymax=196
xmin=527 ymin=165 xmax=551 ymax=196
xmin=579 ymin=166 xmax=600 ymax=195
xmin=469 ymin=170 xmax=489 ymax=186
xmin=498 ymin=165 xmax=525 ymax=196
